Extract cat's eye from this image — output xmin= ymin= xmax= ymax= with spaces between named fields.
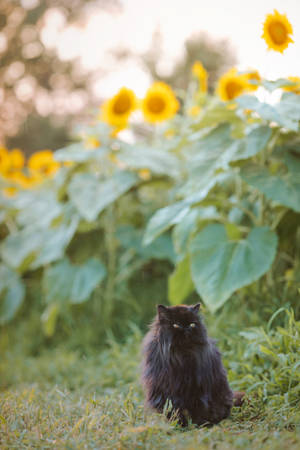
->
xmin=189 ymin=323 xmax=196 ymax=328
xmin=173 ymin=323 xmax=180 ymax=328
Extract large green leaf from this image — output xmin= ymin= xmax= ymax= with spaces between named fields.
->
xmin=118 ymin=145 xmax=180 ymax=177
xmin=31 ymin=218 xmax=79 ymax=269
xmin=117 ymin=225 xmax=176 ymax=263
xmin=186 ymin=124 xmax=235 ymax=177
xmin=236 ymin=96 xmax=298 ymax=131
xmin=1 ymin=218 xmax=78 ymax=270
xmin=241 ymin=165 xmax=300 ymax=213
xmin=262 ymin=79 xmax=297 ymax=92
xmin=192 ymin=103 xmax=244 ymax=135
xmin=1 ymin=227 xmax=44 ymax=269
xmin=173 ymin=207 xmax=220 ymax=254
xmin=43 ymin=258 xmax=106 ymax=305
xmin=16 ymin=191 xmax=62 ymax=228
xmin=68 ymin=171 xmax=138 ymax=221
xmin=143 ymin=201 xmax=190 ymax=245
xmin=277 ymin=92 xmax=300 ymax=122
xmin=0 ymin=265 xmax=25 ymax=324
xmin=168 ymin=256 xmax=194 ymax=305
xmin=71 ymin=258 xmax=106 ymax=304
xmin=190 ymin=225 xmax=277 ymax=312
xmin=54 ymin=143 xmax=107 ymax=162
xmin=232 ymin=125 xmax=272 ymax=161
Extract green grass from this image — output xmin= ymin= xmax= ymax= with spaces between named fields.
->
xmin=1 ymin=312 xmax=299 ymax=449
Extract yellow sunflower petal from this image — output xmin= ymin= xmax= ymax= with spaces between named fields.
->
xmin=28 ymin=150 xmax=60 ymax=177
xmin=5 ymin=170 xmax=41 ymax=189
xmin=2 ymin=187 xmax=18 ymax=197
xmin=9 ymin=148 xmax=25 ymax=170
xmin=101 ymin=87 xmax=137 ymax=128
xmin=188 ymin=105 xmax=201 ymax=117
xmin=262 ymin=10 xmax=294 ymax=53
xmin=282 ymin=76 xmax=300 ymax=94
xmin=245 ymin=70 xmax=261 ymax=91
xmin=192 ymin=61 xmax=208 ymax=93
xmin=216 ymin=68 xmax=248 ymax=102
xmin=0 ymin=147 xmax=11 ymax=174
xmin=142 ymin=82 xmax=179 ymax=123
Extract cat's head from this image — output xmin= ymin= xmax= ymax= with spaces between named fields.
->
xmin=156 ymin=304 xmax=207 ymax=344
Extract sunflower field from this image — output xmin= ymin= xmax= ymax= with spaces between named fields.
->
xmin=0 ymin=7 xmax=300 ymax=449
xmin=0 ymin=10 xmax=300 ymax=337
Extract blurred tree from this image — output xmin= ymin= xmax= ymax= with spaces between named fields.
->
xmin=0 ymin=0 xmax=121 ymax=155
xmin=142 ymin=29 xmax=237 ymax=92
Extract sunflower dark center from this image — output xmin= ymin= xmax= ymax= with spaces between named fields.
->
xmin=268 ymin=21 xmax=287 ymax=45
xmin=147 ymin=95 xmax=166 ymax=114
xmin=113 ymin=94 xmax=131 ymax=115
xmin=225 ymin=81 xmax=243 ymax=100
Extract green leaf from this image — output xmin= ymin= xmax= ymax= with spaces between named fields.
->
xmin=54 ymin=143 xmax=107 ymax=162
xmin=173 ymin=209 xmax=199 ymax=254
xmin=192 ymin=103 xmax=244 ymax=135
xmin=68 ymin=171 xmax=138 ymax=221
xmin=31 ymin=218 xmax=79 ymax=269
xmin=1 ymin=218 xmax=78 ymax=270
xmin=190 ymin=225 xmax=277 ymax=312
xmin=241 ymin=165 xmax=300 ymax=213
xmin=118 ymin=145 xmax=180 ymax=177
xmin=0 ymin=265 xmax=25 ymax=324
xmin=16 ymin=191 xmax=62 ymax=228
xmin=173 ymin=207 xmax=219 ymax=255
xmin=143 ymin=201 xmax=190 ymax=245
xmin=277 ymin=92 xmax=300 ymax=123
xmin=232 ymin=125 xmax=272 ymax=161
xmin=262 ymin=79 xmax=297 ymax=92
xmin=71 ymin=258 xmax=106 ymax=304
xmin=43 ymin=258 xmax=106 ymax=305
xmin=187 ymin=124 xmax=235 ymax=176
xmin=168 ymin=256 xmax=194 ymax=305
xmin=41 ymin=303 xmax=60 ymax=337
xmin=236 ymin=96 xmax=298 ymax=131
xmin=43 ymin=259 xmax=74 ymax=304
xmin=1 ymin=227 xmax=44 ymax=269
xmin=117 ymin=225 xmax=176 ymax=263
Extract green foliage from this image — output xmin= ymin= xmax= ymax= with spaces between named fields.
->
xmin=0 ymin=75 xmax=300 ymax=331
xmin=190 ymin=225 xmax=278 ymax=311
xmin=0 ymin=310 xmax=299 ymax=448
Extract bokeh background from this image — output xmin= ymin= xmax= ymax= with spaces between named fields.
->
xmin=2 ymin=0 xmax=300 ymax=154
xmin=1 ymin=1 xmax=300 ymax=447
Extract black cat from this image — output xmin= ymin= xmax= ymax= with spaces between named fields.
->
xmin=141 ymin=304 xmax=236 ymax=427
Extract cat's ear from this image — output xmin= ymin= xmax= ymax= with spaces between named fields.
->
xmin=157 ymin=304 xmax=169 ymax=319
xmin=190 ymin=303 xmax=201 ymax=314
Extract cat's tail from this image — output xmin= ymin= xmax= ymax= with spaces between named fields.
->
xmin=233 ymin=391 xmax=245 ymax=407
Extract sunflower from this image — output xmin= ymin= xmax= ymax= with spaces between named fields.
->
xmin=28 ymin=150 xmax=60 ymax=177
xmin=216 ymin=68 xmax=248 ymax=102
xmin=192 ymin=61 xmax=208 ymax=93
xmin=9 ymin=148 xmax=25 ymax=170
xmin=0 ymin=147 xmax=10 ymax=175
xmin=101 ymin=87 xmax=137 ymax=128
xmin=2 ymin=187 xmax=18 ymax=197
xmin=283 ymin=76 xmax=300 ymax=94
xmin=188 ymin=105 xmax=201 ymax=117
xmin=5 ymin=170 xmax=42 ymax=189
xmin=142 ymin=82 xmax=179 ymax=123
xmin=262 ymin=10 xmax=294 ymax=53
xmin=245 ymin=70 xmax=261 ymax=91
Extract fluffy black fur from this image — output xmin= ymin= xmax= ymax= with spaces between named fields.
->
xmin=141 ymin=304 xmax=233 ymax=427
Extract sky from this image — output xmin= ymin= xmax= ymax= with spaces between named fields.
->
xmin=45 ymin=0 xmax=300 ymax=99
